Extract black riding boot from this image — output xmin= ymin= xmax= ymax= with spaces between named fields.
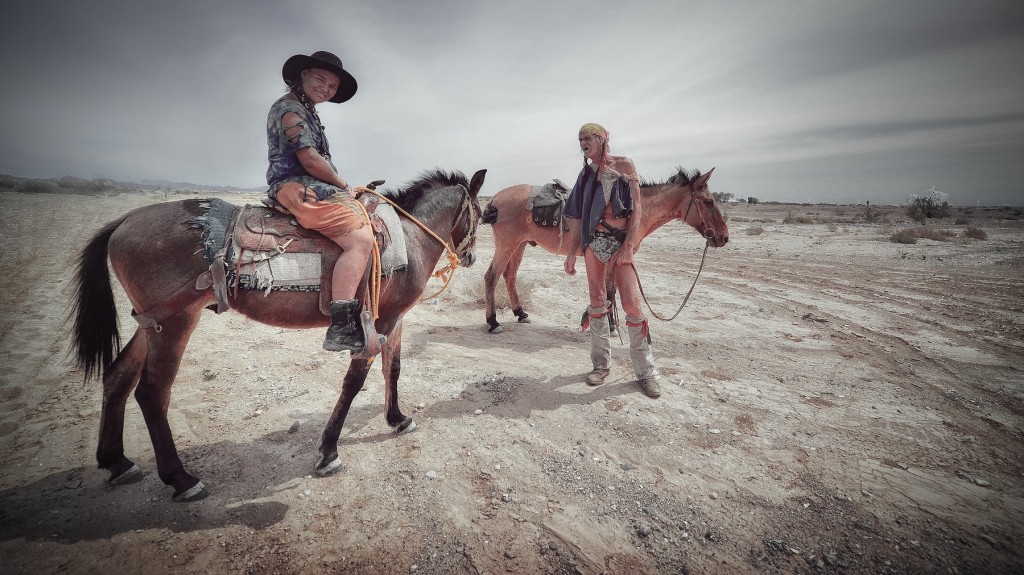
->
xmin=323 ymin=299 xmax=365 ymax=353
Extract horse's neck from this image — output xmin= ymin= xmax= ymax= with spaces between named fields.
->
xmin=639 ymin=185 xmax=690 ymax=238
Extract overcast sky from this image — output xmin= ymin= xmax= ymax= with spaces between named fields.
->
xmin=2 ymin=0 xmax=1022 ymax=205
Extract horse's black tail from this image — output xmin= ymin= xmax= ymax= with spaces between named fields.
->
xmin=481 ymin=202 xmax=499 ymax=225
xmin=70 ymin=216 xmax=126 ymax=381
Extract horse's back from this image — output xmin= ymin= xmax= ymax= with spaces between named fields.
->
xmin=485 ymin=184 xmax=574 ymax=256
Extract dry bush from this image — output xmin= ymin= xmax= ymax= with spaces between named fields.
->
xmin=910 ymin=227 xmax=956 ymax=241
xmin=953 ymin=217 xmax=970 ymax=225
xmin=890 ymin=230 xmax=918 ymax=244
xmin=783 ymin=211 xmax=815 ymax=224
xmin=963 ymin=227 xmax=988 ymax=240
xmin=745 ymin=225 xmax=764 ymax=236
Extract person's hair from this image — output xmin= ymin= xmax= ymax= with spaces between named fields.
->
xmin=579 ymin=125 xmax=610 ymax=180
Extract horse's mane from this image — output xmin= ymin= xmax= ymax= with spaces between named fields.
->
xmin=640 ymin=167 xmax=702 ymax=189
xmin=383 ymin=169 xmax=470 ymax=210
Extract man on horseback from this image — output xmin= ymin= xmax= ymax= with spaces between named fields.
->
xmin=563 ymin=123 xmax=662 ymax=398
xmin=265 ymin=51 xmax=378 ymax=355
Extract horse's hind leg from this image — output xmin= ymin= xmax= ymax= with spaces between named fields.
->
xmin=134 ymin=311 xmax=207 ymax=501
xmin=484 ymin=241 xmax=518 ymax=333
xmin=504 ymin=242 xmax=530 ymax=324
xmin=97 ymin=329 xmax=148 ymax=485
xmin=316 ymin=356 xmax=373 ymax=476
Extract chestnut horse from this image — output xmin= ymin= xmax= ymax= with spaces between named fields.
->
xmin=481 ymin=168 xmax=728 ymax=333
xmin=71 ymin=169 xmax=486 ymax=501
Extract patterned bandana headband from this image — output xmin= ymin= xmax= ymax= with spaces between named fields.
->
xmin=579 ymin=123 xmax=608 ymax=139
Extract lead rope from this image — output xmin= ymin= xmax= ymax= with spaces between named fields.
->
xmin=354 ymin=187 xmax=469 ymax=302
xmin=631 ymin=237 xmax=711 ymax=321
xmin=350 ymin=187 xmax=383 ymax=319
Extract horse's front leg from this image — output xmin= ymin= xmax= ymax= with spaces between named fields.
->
xmin=315 ymin=357 xmax=372 ymax=476
xmin=382 ymin=322 xmax=415 ymax=433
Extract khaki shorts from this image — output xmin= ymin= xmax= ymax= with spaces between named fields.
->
xmin=275 ymin=182 xmax=366 ymax=239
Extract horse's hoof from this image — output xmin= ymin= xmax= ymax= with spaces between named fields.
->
xmin=396 ymin=418 xmax=417 ymax=435
xmin=109 ymin=463 xmax=145 ymax=486
xmin=315 ymin=457 xmax=343 ymax=477
xmin=517 ymin=317 xmax=532 ymax=324
xmin=488 ymin=325 xmax=505 ymax=334
xmin=172 ymin=481 xmax=208 ymax=502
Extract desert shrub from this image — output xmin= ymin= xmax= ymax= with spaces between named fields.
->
xmin=912 ymin=227 xmax=955 ymax=241
xmin=906 ymin=190 xmax=949 ymax=221
xmin=878 ymin=224 xmax=895 ymax=235
xmin=890 ymin=230 xmax=918 ymax=244
xmin=745 ymin=225 xmax=764 ymax=236
xmin=783 ymin=211 xmax=815 ymax=224
xmin=953 ymin=217 xmax=970 ymax=225
xmin=747 ymin=196 xmax=759 ymax=204
xmin=963 ymin=227 xmax=987 ymax=240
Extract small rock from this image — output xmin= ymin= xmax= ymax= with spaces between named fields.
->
xmin=978 ymin=533 xmax=998 ymax=547
xmin=974 ymin=478 xmax=991 ymax=487
xmin=637 ymin=525 xmax=652 ymax=538
xmin=474 ymin=409 xmax=483 ymax=415
xmin=709 ymin=491 xmax=719 ymax=500
xmin=425 ymin=471 xmax=438 ymax=480
xmin=303 ymin=489 xmax=311 ymax=496
xmin=708 ymin=428 xmax=721 ymax=434
xmin=288 ymin=420 xmax=301 ymax=433
xmin=620 ymin=462 xmax=637 ymax=471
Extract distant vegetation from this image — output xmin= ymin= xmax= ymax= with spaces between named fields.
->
xmin=888 ymin=225 xmax=988 ymax=244
xmin=0 ymin=174 xmax=263 ymax=195
xmin=0 ymin=174 xmax=139 ymax=195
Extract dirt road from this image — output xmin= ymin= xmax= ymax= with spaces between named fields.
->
xmin=1 ymin=191 xmax=1021 ymax=574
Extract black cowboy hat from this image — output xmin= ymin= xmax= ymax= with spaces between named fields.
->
xmin=282 ymin=51 xmax=358 ymax=103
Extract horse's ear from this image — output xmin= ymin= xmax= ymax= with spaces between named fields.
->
xmin=469 ymin=169 xmax=487 ymax=198
xmin=696 ymin=167 xmax=715 ymax=188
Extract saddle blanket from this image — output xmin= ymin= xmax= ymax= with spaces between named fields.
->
xmin=190 ymin=198 xmax=408 ymax=295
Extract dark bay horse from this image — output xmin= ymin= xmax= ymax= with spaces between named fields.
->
xmin=71 ymin=169 xmax=486 ymax=501
xmin=481 ymin=168 xmax=728 ymax=333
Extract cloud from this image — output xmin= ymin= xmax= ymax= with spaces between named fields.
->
xmin=1 ymin=0 xmax=1022 ymax=204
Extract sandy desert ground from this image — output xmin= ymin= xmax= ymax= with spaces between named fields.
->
xmin=0 ymin=188 xmax=1022 ymax=574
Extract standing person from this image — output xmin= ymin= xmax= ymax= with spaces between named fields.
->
xmin=265 ymin=50 xmax=378 ymax=354
xmin=563 ymin=123 xmax=661 ymax=398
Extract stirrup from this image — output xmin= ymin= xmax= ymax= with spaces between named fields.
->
xmin=352 ymin=309 xmax=386 ymax=359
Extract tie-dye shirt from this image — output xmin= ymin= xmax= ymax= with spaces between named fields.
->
xmin=265 ymin=96 xmax=341 ymax=201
